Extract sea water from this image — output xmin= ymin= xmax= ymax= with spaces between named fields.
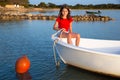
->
xmin=0 ymin=10 xmax=120 ymax=80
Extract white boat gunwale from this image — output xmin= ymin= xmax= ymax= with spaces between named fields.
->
xmin=52 ymin=35 xmax=120 ymax=57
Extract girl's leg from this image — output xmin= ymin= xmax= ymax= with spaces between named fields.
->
xmin=71 ymin=33 xmax=80 ymax=46
xmin=59 ymin=32 xmax=72 ymax=45
xmin=75 ymin=34 xmax=80 ymax=46
xmin=67 ymin=33 xmax=72 ymax=44
xmin=60 ymin=32 xmax=80 ymax=46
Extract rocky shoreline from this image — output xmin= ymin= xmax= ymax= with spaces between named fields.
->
xmin=0 ymin=13 xmax=113 ymax=22
xmin=0 ymin=8 xmax=114 ymax=22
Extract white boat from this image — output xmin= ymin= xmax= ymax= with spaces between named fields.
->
xmin=52 ymin=30 xmax=120 ymax=77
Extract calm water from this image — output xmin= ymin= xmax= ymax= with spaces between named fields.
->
xmin=0 ymin=10 xmax=120 ymax=80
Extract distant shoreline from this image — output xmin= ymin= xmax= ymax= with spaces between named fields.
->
xmin=0 ymin=7 xmax=114 ymax=22
xmin=0 ymin=7 xmax=120 ymax=13
xmin=29 ymin=8 xmax=120 ymax=11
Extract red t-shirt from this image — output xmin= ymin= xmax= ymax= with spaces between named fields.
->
xmin=56 ymin=17 xmax=73 ymax=31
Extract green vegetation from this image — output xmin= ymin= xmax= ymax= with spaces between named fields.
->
xmin=30 ymin=2 xmax=120 ymax=9
xmin=0 ymin=1 xmax=120 ymax=9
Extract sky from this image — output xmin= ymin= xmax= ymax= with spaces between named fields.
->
xmin=29 ymin=0 xmax=120 ymax=5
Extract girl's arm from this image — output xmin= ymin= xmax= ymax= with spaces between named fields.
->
xmin=69 ymin=22 xmax=72 ymax=33
xmin=53 ymin=21 xmax=60 ymax=31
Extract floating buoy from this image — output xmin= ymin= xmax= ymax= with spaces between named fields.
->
xmin=15 ymin=55 xmax=30 ymax=73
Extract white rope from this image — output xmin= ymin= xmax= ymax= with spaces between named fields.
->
xmin=53 ymin=39 xmax=60 ymax=67
xmin=52 ymin=29 xmax=64 ymax=67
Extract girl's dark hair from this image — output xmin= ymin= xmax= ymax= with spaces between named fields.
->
xmin=59 ymin=5 xmax=71 ymax=19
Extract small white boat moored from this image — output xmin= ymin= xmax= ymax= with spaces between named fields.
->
xmin=52 ymin=30 xmax=120 ymax=77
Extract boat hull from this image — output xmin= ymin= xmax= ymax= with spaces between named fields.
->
xmin=55 ymin=42 xmax=120 ymax=77
xmin=52 ymin=31 xmax=120 ymax=77
xmin=86 ymin=11 xmax=101 ymax=14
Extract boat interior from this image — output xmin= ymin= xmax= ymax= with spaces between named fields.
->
xmin=60 ymin=38 xmax=120 ymax=54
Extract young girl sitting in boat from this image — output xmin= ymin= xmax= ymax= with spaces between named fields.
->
xmin=53 ymin=5 xmax=80 ymax=46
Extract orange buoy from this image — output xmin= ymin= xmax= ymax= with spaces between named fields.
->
xmin=15 ymin=55 xmax=30 ymax=73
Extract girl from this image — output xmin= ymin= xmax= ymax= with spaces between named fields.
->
xmin=53 ymin=5 xmax=80 ymax=46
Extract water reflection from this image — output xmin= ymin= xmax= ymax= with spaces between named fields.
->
xmin=16 ymin=71 xmax=32 ymax=80
xmin=58 ymin=65 xmax=120 ymax=80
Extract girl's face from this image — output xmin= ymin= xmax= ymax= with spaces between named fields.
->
xmin=62 ymin=8 xmax=68 ymax=17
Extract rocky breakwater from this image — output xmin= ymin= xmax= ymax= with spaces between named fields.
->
xmin=0 ymin=12 xmax=114 ymax=22
xmin=0 ymin=12 xmax=57 ymax=21
xmin=73 ymin=14 xmax=114 ymax=22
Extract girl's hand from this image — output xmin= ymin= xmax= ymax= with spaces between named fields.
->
xmin=59 ymin=28 xmax=65 ymax=38
xmin=61 ymin=28 xmax=67 ymax=33
xmin=62 ymin=28 xmax=65 ymax=31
